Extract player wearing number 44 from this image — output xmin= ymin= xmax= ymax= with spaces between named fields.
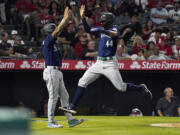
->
xmin=59 ymin=5 xmax=153 ymax=113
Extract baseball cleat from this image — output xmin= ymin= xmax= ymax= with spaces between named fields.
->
xmin=68 ymin=118 xmax=84 ymax=128
xmin=140 ymin=84 xmax=153 ymax=99
xmin=58 ymin=106 xmax=77 ymax=114
xmin=47 ymin=122 xmax=63 ymax=128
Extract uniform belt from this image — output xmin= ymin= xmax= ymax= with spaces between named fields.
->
xmin=97 ymin=56 xmax=116 ymax=61
xmin=45 ymin=66 xmax=61 ymax=70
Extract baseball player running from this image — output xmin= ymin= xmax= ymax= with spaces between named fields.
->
xmin=59 ymin=5 xmax=152 ymax=113
xmin=42 ymin=7 xmax=83 ymax=128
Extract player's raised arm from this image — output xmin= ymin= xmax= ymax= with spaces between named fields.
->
xmin=80 ymin=5 xmax=91 ymax=33
xmin=52 ymin=7 xmax=71 ymax=38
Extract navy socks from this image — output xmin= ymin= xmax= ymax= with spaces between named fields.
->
xmin=71 ymin=86 xmax=85 ymax=109
xmin=126 ymin=83 xmax=143 ymax=92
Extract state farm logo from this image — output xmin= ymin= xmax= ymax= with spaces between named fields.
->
xmin=130 ymin=61 xmax=141 ymax=69
xmin=75 ymin=61 xmax=86 ymax=69
xmin=0 ymin=60 xmax=15 ymax=69
xmin=20 ymin=61 xmax=31 ymax=69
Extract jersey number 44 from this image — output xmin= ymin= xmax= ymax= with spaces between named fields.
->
xmin=106 ymin=40 xmax=113 ymax=47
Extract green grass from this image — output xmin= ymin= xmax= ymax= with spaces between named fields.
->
xmin=31 ymin=116 xmax=180 ymax=135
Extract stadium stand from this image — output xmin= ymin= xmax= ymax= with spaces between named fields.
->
xmin=0 ymin=0 xmax=180 ymax=60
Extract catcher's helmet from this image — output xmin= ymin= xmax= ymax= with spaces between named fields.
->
xmin=42 ymin=23 xmax=56 ymax=35
xmin=100 ymin=12 xmax=115 ymax=29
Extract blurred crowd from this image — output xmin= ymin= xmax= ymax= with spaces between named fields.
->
xmin=0 ymin=0 xmax=180 ymax=60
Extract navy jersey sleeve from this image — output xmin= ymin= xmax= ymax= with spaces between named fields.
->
xmin=82 ymin=18 xmax=91 ymax=33
xmin=43 ymin=34 xmax=54 ymax=47
xmin=82 ymin=18 xmax=100 ymax=37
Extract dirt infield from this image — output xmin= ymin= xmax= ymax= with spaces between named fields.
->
xmin=151 ymin=123 xmax=180 ymax=128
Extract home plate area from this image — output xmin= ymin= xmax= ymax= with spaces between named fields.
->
xmin=151 ymin=123 xmax=180 ymax=128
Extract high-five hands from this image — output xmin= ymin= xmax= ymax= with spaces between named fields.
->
xmin=63 ymin=7 xmax=71 ymax=21
xmin=80 ymin=5 xmax=85 ymax=19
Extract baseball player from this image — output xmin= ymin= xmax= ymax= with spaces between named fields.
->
xmin=59 ymin=5 xmax=152 ymax=113
xmin=42 ymin=7 xmax=83 ymax=128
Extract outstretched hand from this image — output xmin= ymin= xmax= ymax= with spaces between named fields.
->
xmin=80 ymin=5 xmax=85 ymax=19
xmin=63 ymin=7 xmax=71 ymax=21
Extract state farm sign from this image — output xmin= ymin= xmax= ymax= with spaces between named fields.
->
xmin=0 ymin=60 xmax=15 ymax=69
xmin=0 ymin=60 xmax=179 ymax=70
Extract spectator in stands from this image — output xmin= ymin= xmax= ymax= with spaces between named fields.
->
xmin=135 ymin=0 xmax=148 ymax=11
xmin=23 ymin=0 xmax=40 ymax=40
xmin=70 ymin=1 xmax=79 ymax=25
xmin=148 ymin=46 xmax=171 ymax=60
xmin=132 ymin=36 xmax=146 ymax=54
xmin=147 ymin=0 xmax=156 ymax=9
xmin=91 ymin=4 xmax=102 ymax=26
xmin=0 ymin=0 xmax=6 ymax=24
xmin=156 ymin=36 xmax=173 ymax=57
xmin=13 ymin=36 xmax=36 ymax=58
xmin=74 ymin=32 xmax=88 ymax=59
xmin=169 ymin=1 xmax=180 ymax=24
xmin=105 ymin=1 xmax=121 ymax=16
xmin=16 ymin=0 xmax=30 ymax=24
xmin=116 ymin=39 xmax=131 ymax=60
xmin=0 ymin=32 xmax=29 ymax=58
xmin=49 ymin=1 xmax=60 ymax=17
xmin=39 ymin=0 xmax=51 ymax=8
xmin=161 ymin=0 xmax=174 ymax=6
xmin=150 ymin=1 xmax=169 ymax=24
xmin=143 ymin=19 xmax=156 ymax=40
xmin=0 ymin=32 xmax=14 ymax=56
xmin=145 ymin=41 xmax=156 ymax=58
xmin=71 ymin=24 xmax=85 ymax=47
xmin=124 ymin=0 xmax=143 ymax=16
xmin=36 ymin=7 xmax=53 ymax=39
xmin=0 ymin=26 xmax=4 ymax=38
xmin=148 ymin=28 xmax=162 ymax=44
xmin=172 ymin=36 xmax=180 ymax=59
xmin=8 ymin=30 xmax=25 ymax=47
xmin=156 ymin=87 xmax=180 ymax=116
xmin=5 ymin=0 xmax=15 ymax=24
xmin=121 ymin=14 xmax=142 ymax=44
xmin=81 ymin=40 xmax=97 ymax=60
xmin=131 ymin=49 xmax=145 ymax=60
xmin=163 ymin=18 xmax=175 ymax=33
xmin=49 ymin=1 xmax=61 ymax=26
xmin=116 ymin=39 xmax=130 ymax=59
xmin=59 ymin=21 xmax=75 ymax=59
xmin=85 ymin=0 xmax=94 ymax=17
xmin=27 ymin=0 xmax=40 ymax=13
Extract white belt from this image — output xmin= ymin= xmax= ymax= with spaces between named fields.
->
xmin=97 ymin=56 xmax=116 ymax=61
xmin=45 ymin=66 xmax=61 ymax=70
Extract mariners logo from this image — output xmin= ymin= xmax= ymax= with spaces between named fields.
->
xmin=20 ymin=61 xmax=31 ymax=69
xmin=130 ymin=61 xmax=141 ymax=69
xmin=75 ymin=61 xmax=86 ymax=69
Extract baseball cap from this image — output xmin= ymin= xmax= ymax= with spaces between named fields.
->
xmin=70 ymin=1 xmax=76 ymax=6
xmin=11 ymin=30 xmax=18 ymax=35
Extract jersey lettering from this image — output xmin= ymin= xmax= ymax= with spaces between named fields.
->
xmin=106 ymin=40 xmax=113 ymax=47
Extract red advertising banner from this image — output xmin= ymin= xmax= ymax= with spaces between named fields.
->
xmin=0 ymin=59 xmax=180 ymax=70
